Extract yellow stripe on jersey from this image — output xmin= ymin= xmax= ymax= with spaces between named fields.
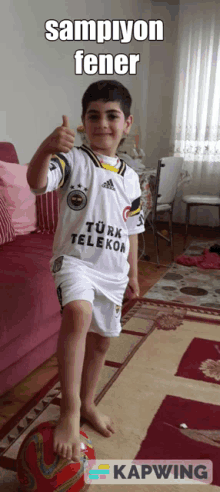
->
xmin=101 ymin=163 xmax=119 ymax=173
xmin=81 ymin=145 xmax=126 ymax=176
xmin=57 ymin=157 xmax=67 ymax=187
xmin=51 ymin=154 xmax=69 ymax=188
xmin=129 ymin=206 xmax=141 ymax=217
xmin=129 ymin=197 xmax=141 ymax=217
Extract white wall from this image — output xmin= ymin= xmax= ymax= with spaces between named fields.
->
xmin=1 ymin=0 xmax=153 ymax=163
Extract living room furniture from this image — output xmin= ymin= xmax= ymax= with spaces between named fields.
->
xmin=0 ymin=142 xmax=61 ymax=396
xmin=182 ymin=194 xmax=220 ymax=250
xmin=147 ymin=157 xmax=184 ymax=266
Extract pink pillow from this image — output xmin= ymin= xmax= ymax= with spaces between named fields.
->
xmin=0 ymin=193 xmax=16 ymax=245
xmin=36 ymin=191 xmax=60 ymax=234
xmin=0 ymin=161 xmax=37 ymax=235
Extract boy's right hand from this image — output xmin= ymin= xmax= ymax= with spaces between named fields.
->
xmin=42 ymin=115 xmax=75 ymax=155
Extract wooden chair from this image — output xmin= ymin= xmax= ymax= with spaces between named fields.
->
xmin=182 ymin=194 xmax=220 ymax=249
xmin=147 ymin=157 xmax=183 ymax=265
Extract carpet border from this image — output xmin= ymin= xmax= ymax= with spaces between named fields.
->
xmin=139 ymin=297 xmax=220 ymax=316
xmin=0 ymin=374 xmax=60 ymax=441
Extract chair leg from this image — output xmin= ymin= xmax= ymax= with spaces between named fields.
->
xmin=152 ymin=221 xmax=160 ymax=266
xmin=184 ymin=204 xmax=190 ymax=250
xmin=155 ymin=234 xmax=160 ymax=267
xmin=168 ymin=211 xmax=174 ymax=262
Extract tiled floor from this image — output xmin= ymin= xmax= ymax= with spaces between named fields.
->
xmin=0 ymin=223 xmax=218 ymax=426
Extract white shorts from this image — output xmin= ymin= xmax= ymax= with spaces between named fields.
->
xmin=50 ymin=255 xmax=125 ymax=337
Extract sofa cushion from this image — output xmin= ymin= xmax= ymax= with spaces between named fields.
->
xmin=0 ymin=233 xmax=61 ymax=374
xmin=0 ymin=142 xmax=19 ymax=164
xmin=36 ymin=191 xmax=60 ymax=234
xmin=0 ymin=193 xmax=16 ymax=245
xmin=0 ymin=161 xmax=37 ymax=235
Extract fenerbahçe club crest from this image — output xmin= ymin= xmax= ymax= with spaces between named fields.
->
xmin=67 ymin=185 xmax=87 ymax=211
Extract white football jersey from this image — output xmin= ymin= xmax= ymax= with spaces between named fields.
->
xmin=32 ymin=145 xmax=145 ymax=284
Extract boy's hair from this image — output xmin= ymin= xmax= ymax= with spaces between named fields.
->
xmin=82 ymin=80 xmax=132 ymax=120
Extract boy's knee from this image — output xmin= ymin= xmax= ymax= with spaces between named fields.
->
xmin=63 ymin=300 xmax=92 ymax=316
xmin=88 ymin=333 xmax=111 ymax=353
xmin=62 ymin=301 xmax=93 ymax=333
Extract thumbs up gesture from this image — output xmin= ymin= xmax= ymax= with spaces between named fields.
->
xmin=62 ymin=115 xmax=70 ymax=128
xmin=43 ymin=115 xmax=75 ymax=155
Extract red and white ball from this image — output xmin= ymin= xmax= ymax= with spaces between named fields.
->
xmin=16 ymin=421 xmax=95 ymax=491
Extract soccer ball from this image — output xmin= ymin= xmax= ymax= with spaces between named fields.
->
xmin=16 ymin=420 xmax=95 ymax=491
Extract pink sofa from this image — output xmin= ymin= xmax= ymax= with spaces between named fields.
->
xmin=0 ymin=143 xmax=61 ymax=396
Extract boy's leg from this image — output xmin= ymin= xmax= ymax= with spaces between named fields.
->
xmin=80 ymin=332 xmax=115 ymax=437
xmin=54 ymin=300 xmax=92 ymax=461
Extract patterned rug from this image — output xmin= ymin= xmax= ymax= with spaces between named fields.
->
xmin=175 ymin=337 xmax=220 ymax=385
xmin=1 ymin=298 xmax=220 ymax=491
xmin=144 ymin=240 xmax=220 ymax=309
xmin=135 ymin=395 xmax=220 ymax=486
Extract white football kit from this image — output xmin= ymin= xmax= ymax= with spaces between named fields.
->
xmin=32 ymin=144 xmax=145 ymax=336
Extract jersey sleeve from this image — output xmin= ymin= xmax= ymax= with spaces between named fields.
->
xmin=126 ymin=170 xmax=145 ymax=235
xmin=30 ymin=151 xmax=72 ymax=195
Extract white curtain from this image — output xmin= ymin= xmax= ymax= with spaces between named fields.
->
xmin=170 ymin=0 xmax=220 ymax=226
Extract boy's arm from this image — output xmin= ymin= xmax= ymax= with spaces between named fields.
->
xmin=127 ymin=233 xmax=140 ymax=297
xmin=27 ymin=115 xmax=75 ymax=190
xmin=27 ymin=146 xmax=52 ymax=191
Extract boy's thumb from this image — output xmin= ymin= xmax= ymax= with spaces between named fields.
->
xmin=62 ymin=115 xmax=70 ymax=128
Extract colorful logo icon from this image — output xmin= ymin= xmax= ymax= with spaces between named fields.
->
xmin=89 ymin=464 xmax=110 ymax=480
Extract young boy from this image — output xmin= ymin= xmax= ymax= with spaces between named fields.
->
xmin=27 ymin=80 xmax=145 ymax=462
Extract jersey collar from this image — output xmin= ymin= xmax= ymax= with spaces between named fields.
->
xmin=80 ymin=144 xmax=126 ymax=176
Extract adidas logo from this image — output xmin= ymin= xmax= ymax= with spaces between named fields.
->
xmin=102 ymin=179 xmax=115 ymax=191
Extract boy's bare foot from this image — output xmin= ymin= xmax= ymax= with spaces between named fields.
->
xmin=53 ymin=409 xmax=81 ymax=461
xmin=81 ymin=403 xmax=115 ymax=437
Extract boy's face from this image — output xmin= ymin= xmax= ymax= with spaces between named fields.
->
xmin=83 ymin=100 xmax=133 ymax=157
